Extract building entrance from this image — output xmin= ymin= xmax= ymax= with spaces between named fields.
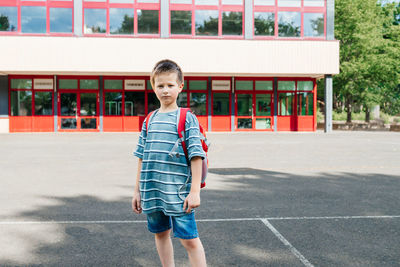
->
xmin=58 ymin=91 xmax=99 ymax=131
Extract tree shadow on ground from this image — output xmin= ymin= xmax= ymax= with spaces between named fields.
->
xmin=1 ymin=168 xmax=400 ymax=266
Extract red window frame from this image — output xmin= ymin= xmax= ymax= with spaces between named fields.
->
xmin=0 ymin=0 xmax=74 ymax=36
xmin=8 ymin=75 xmax=55 ymax=117
xmin=253 ymin=0 xmax=326 ymax=40
xmin=177 ymin=77 xmax=209 ymax=115
xmin=82 ymin=0 xmax=160 ymax=37
xmin=234 ymin=77 xmax=274 ymax=131
xmin=169 ymin=0 xmax=244 ymax=39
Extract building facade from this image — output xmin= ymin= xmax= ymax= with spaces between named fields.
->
xmin=0 ymin=0 xmax=339 ymax=133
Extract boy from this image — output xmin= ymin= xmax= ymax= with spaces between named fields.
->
xmin=132 ymin=59 xmax=207 ymax=267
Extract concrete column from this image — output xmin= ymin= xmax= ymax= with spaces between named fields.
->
xmin=244 ymin=0 xmax=253 ymax=39
xmin=54 ymin=75 xmax=58 ymax=132
xmin=99 ymin=76 xmax=103 ymax=132
xmin=324 ymin=75 xmax=333 ymax=133
xmin=74 ymin=0 xmax=83 ymax=36
xmin=231 ymin=77 xmax=235 ymax=131
xmin=327 ymin=0 xmax=335 ymax=40
xmin=273 ymin=77 xmax=278 ymax=132
xmin=0 ymin=75 xmax=9 ymax=133
xmin=160 ymin=0 xmax=169 ymax=38
xmin=208 ymin=77 xmax=212 ymax=131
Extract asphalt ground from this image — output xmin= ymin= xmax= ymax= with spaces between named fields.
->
xmin=0 ymin=131 xmax=399 ymax=267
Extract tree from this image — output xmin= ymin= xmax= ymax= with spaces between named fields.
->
xmin=334 ymin=0 xmax=400 ymax=122
xmin=0 ymin=15 xmax=10 ymax=31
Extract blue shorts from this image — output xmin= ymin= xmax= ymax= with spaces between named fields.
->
xmin=146 ymin=211 xmax=199 ymax=240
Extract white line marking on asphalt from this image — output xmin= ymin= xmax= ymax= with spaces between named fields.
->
xmin=261 ymin=219 xmax=314 ymax=267
xmin=0 ymin=215 xmax=399 ymax=225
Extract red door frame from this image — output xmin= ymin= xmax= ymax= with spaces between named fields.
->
xmin=57 ymin=76 xmax=100 ymax=132
xmin=234 ymin=77 xmax=274 ymax=131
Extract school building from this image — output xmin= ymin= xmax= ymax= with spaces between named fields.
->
xmin=0 ymin=0 xmax=339 ymax=133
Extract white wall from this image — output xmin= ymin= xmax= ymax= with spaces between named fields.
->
xmin=0 ymin=36 xmax=339 ymax=77
xmin=0 ymin=118 xmax=9 ymax=133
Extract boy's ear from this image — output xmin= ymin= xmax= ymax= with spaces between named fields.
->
xmin=178 ymin=82 xmax=184 ymax=92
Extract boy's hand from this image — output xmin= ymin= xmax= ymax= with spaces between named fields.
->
xmin=183 ymin=192 xmax=200 ymax=213
xmin=132 ymin=191 xmax=142 ymax=214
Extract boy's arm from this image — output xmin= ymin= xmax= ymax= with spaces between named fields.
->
xmin=132 ymin=158 xmax=142 ymax=214
xmin=183 ymin=156 xmax=202 ymax=213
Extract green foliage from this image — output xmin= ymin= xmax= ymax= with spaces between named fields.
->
xmin=334 ymin=0 xmax=400 ymax=121
xmin=0 ymin=15 xmax=10 ymax=31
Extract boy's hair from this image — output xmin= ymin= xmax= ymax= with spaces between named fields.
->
xmin=150 ymin=59 xmax=184 ymax=88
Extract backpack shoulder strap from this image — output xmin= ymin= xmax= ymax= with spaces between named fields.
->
xmin=145 ymin=109 xmax=158 ymax=132
xmin=177 ymin=108 xmax=191 ymax=159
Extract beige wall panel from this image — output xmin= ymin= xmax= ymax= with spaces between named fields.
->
xmin=0 ymin=37 xmax=339 ymax=76
xmin=0 ymin=118 xmax=9 ymax=133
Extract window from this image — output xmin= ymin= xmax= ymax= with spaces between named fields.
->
xmin=50 ymin=8 xmax=73 ymax=33
xmin=137 ymin=10 xmax=159 ymax=34
xmin=11 ymin=91 xmax=32 ymax=116
xmin=254 ymin=12 xmax=274 ymax=36
xmin=0 ymin=7 xmax=18 ymax=32
xmin=304 ymin=13 xmax=324 ymax=37
xmin=278 ymin=93 xmax=294 ymax=115
xmin=195 ymin=10 xmax=218 ymax=36
xmin=213 ymin=93 xmax=230 ymax=115
xmin=21 ymin=6 xmax=46 ymax=33
xmin=222 ymin=12 xmax=242 ymax=36
xmin=171 ymin=11 xmax=191 ymax=35
xmin=110 ymin=8 xmax=134 ymax=35
xmin=278 ymin=12 xmax=300 ymax=37
xmin=278 ymin=0 xmax=300 ymax=7
xmin=35 ymin=92 xmax=53 ymax=116
xmin=84 ymin=9 xmax=107 ymax=34
xmin=125 ymin=92 xmax=145 ymax=116
xmin=297 ymin=92 xmax=313 ymax=115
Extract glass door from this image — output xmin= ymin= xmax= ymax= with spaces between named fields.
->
xmin=58 ymin=92 xmax=99 ymax=131
xmin=255 ymin=94 xmax=273 ymax=130
xmin=236 ymin=93 xmax=253 ymax=129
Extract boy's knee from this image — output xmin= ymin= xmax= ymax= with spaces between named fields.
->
xmin=155 ymin=229 xmax=172 ymax=239
xmin=180 ymin=238 xmax=201 ymax=251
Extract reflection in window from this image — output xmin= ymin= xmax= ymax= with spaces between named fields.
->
xmin=104 ymin=80 xmax=123 ymax=89
xmin=177 ymin=92 xmax=188 ymax=107
xmin=171 ymin=0 xmax=192 ymax=3
xmin=137 ymin=10 xmax=159 ymax=34
xmin=11 ymin=91 xmax=32 ymax=116
xmin=213 ymin=93 xmax=230 ymax=115
xmin=0 ymin=7 xmax=18 ymax=32
xmin=84 ymin=9 xmax=106 ymax=34
xmin=147 ymin=93 xmax=160 ymax=113
xmin=304 ymin=13 xmax=324 ymax=37
xmin=35 ymin=92 xmax=53 ymax=115
xmin=195 ymin=10 xmax=218 ymax=36
xmin=80 ymin=79 xmax=99 ymax=89
xmin=298 ymin=81 xmax=314 ymax=91
xmin=278 ymin=93 xmax=294 ymax=115
xmin=255 ymin=81 xmax=273 ymax=90
xmin=61 ymin=118 xmax=77 ymax=129
xmin=110 ymin=8 xmax=134 ymax=35
xmin=59 ymin=79 xmax=78 ymax=89
xmin=50 ymin=8 xmax=73 ymax=33
xmin=237 ymin=94 xmax=252 ymax=116
xmin=189 ymin=80 xmax=207 ymax=90
xmin=195 ymin=0 xmax=218 ymax=5
xmin=125 ymin=92 xmax=145 ymax=116
xmin=304 ymin=0 xmax=324 ymax=7
xmin=222 ymin=12 xmax=242 ymax=36
xmin=138 ymin=0 xmax=159 ymax=3
xmin=278 ymin=12 xmax=300 ymax=37
xmin=236 ymin=80 xmax=253 ymax=90
xmin=190 ymin=93 xmax=207 ymax=115
xmin=278 ymin=0 xmax=300 ymax=7
xmin=21 ymin=6 xmax=46 ymax=33
xmin=11 ymin=79 xmax=32 ymax=89
xmin=278 ymin=81 xmax=295 ymax=91
xmin=80 ymin=93 xmax=97 ymax=116
xmin=255 ymin=118 xmax=271 ymax=129
xmin=81 ymin=118 xmax=97 ymax=129
xmin=171 ymin=11 xmax=192 ymax=35
xmin=222 ymin=0 xmax=242 ymax=5
xmin=298 ymin=92 xmax=314 ymax=116
xmin=254 ymin=0 xmax=274 ymax=5
xmin=238 ymin=118 xmax=252 ymax=129
xmin=256 ymin=94 xmax=271 ymax=116
xmin=254 ymin=12 xmax=274 ymax=36
xmin=60 ymin=93 xmax=77 ymax=116
xmin=105 ymin=92 xmax=122 ymax=115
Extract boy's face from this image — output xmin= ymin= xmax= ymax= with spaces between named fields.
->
xmin=153 ymin=72 xmax=184 ymax=109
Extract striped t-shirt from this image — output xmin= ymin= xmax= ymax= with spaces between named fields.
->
xmin=133 ymin=109 xmax=206 ymax=216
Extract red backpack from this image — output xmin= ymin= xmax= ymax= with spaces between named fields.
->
xmin=145 ymin=108 xmax=210 ymax=188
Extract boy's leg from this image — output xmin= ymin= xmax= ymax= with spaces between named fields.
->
xmin=155 ymin=229 xmax=175 ymax=267
xmin=179 ymin=237 xmax=207 ymax=267
xmin=147 ymin=211 xmax=175 ymax=267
